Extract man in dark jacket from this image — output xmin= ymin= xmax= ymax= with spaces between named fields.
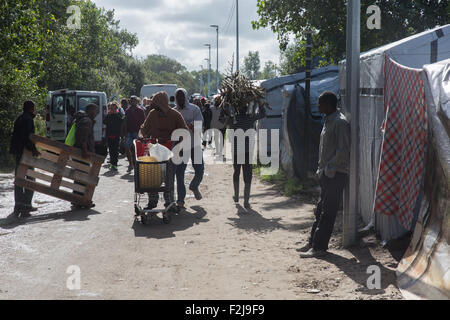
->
xmin=103 ymin=101 xmax=124 ymax=171
xmin=10 ymin=100 xmax=41 ymax=217
xmin=74 ymin=103 xmax=98 ymax=159
xmin=71 ymin=103 xmax=98 ymax=209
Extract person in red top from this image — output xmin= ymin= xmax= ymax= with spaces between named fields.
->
xmin=124 ymin=95 xmax=146 ymax=172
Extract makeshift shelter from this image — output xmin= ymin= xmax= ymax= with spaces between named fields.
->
xmin=339 ymin=25 xmax=450 ymax=240
xmin=280 ymin=73 xmax=339 ymax=178
xmin=396 ymin=59 xmax=450 ymax=300
xmin=256 ymin=66 xmax=339 ymax=178
xmin=256 ymin=66 xmax=338 ymax=157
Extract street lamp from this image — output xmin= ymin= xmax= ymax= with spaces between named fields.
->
xmin=210 ymin=25 xmax=219 ymax=94
xmin=199 ymin=65 xmax=204 ymax=95
xmin=204 ymin=44 xmax=211 ymax=97
xmin=204 ymin=57 xmax=210 ymax=96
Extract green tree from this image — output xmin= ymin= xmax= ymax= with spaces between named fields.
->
xmin=253 ymin=0 xmax=449 ymax=65
xmin=260 ymin=60 xmax=279 ymax=79
xmin=243 ymin=51 xmax=261 ymax=80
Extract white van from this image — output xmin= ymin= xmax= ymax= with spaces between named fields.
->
xmin=45 ymin=89 xmax=108 ymax=155
xmin=140 ymin=84 xmax=178 ymax=107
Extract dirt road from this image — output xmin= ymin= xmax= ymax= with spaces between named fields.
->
xmin=0 ymin=148 xmax=404 ymax=300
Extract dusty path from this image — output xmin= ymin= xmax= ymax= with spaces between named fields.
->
xmin=0 ymin=148 xmax=403 ymax=300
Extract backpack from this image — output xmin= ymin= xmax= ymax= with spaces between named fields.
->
xmin=65 ymin=123 xmax=76 ymax=146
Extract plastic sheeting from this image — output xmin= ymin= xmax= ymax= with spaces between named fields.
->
xmin=339 ymin=25 xmax=450 ymax=227
xmin=278 ymin=72 xmax=339 ymax=178
xmin=256 ymin=66 xmax=339 ymax=156
xmin=396 ymin=60 xmax=450 ymax=300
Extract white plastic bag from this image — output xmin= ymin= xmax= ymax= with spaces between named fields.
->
xmin=149 ymin=143 xmax=173 ymax=162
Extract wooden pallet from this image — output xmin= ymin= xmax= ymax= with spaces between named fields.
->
xmin=14 ymin=134 xmax=105 ymax=207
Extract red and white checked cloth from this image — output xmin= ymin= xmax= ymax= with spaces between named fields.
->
xmin=373 ymin=55 xmax=428 ymax=231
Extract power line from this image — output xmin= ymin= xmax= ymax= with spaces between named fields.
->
xmin=224 ymin=0 xmax=235 ymax=36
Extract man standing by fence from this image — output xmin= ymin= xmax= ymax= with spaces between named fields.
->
xmin=300 ymin=91 xmax=350 ymax=258
xmin=10 ymin=100 xmax=41 ymax=218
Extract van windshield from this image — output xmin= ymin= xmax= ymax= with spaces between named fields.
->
xmin=52 ymin=94 xmax=65 ymax=115
xmin=78 ymin=96 xmax=100 ymax=111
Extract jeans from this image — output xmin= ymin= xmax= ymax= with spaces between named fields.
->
xmin=309 ymin=172 xmax=348 ymax=251
xmin=147 ymin=160 xmax=175 ymax=208
xmin=175 ymin=148 xmax=204 ymax=203
xmin=107 ymin=137 xmax=120 ymax=166
xmin=14 ymin=153 xmax=34 ymax=210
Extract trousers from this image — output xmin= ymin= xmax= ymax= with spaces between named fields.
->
xmin=309 ymin=172 xmax=348 ymax=251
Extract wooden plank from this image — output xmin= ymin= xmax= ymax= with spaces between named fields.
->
xmin=40 ymin=150 xmax=91 ymax=174
xmin=31 ymin=134 xmax=105 ymax=163
xmin=26 ymin=170 xmax=86 ymax=193
xmin=50 ymin=151 xmax=70 ymax=189
xmin=15 ymin=177 xmax=91 ymax=206
xmin=21 ymin=152 xmax=99 ymax=186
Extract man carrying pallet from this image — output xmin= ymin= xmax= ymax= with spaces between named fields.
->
xmin=72 ymin=103 xmax=99 ymax=209
xmin=10 ymin=101 xmax=41 ymax=218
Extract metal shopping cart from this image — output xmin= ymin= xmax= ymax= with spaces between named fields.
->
xmin=133 ymin=138 xmax=177 ymax=225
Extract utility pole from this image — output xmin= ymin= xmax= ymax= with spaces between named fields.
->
xmin=199 ymin=65 xmax=204 ymax=95
xmin=303 ymin=30 xmax=313 ymax=180
xmin=204 ymin=44 xmax=211 ymax=97
xmin=204 ymin=57 xmax=210 ymax=97
xmin=344 ymin=0 xmax=360 ymax=247
xmin=236 ymin=0 xmax=239 ymax=72
xmin=210 ymin=25 xmax=219 ymax=94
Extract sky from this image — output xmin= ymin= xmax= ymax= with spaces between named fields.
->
xmin=92 ymin=0 xmax=282 ymax=73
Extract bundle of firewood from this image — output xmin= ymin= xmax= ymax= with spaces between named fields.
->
xmin=216 ymin=71 xmax=269 ymax=118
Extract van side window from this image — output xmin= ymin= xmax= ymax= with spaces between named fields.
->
xmin=52 ymin=95 xmax=65 ymax=114
xmin=78 ymin=96 xmax=100 ymax=111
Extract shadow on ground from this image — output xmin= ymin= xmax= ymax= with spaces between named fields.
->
xmin=132 ymin=205 xmax=209 ymax=239
xmin=0 ymin=208 xmax=101 ymax=229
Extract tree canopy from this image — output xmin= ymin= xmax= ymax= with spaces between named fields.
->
xmin=253 ymin=0 xmax=449 ymax=66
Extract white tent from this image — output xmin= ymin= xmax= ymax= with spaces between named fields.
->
xmin=339 ymin=25 xmax=450 ymax=231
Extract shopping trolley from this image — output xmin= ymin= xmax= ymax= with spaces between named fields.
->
xmin=133 ymin=138 xmax=177 ymax=225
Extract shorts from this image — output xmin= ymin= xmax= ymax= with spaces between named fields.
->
xmin=125 ymin=132 xmax=139 ymax=149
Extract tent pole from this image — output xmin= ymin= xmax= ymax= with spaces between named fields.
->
xmin=303 ymin=30 xmax=313 ymax=180
xmin=344 ymin=0 xmax=360 ymax=247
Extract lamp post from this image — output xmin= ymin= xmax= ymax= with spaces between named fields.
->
xmin=199 ymin=65 xmax=204 ymax=95
xmin=236 ymin=0 xmax=239 ymax=71
xmin=210 ymin=25 xmax=219 ymax=94
xmin=204 ymin=44 xmax=211 ymax=97
xmin=204 ymin=58 xmax=210 ymax=97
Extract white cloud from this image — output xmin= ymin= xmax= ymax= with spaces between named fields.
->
xmin=93 ymin=0 xmax=281 ymax=72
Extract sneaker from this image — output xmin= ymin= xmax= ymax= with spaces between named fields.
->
xmin=23 ymin=205 xmax=38 ymax=212
xmin=110 ymin=164 xmax=118 ymax=171
xmin=300 ymin=248 xmax=327 ymax=258
xmin=190 ymin=187 xmax=202 ymax=200
xmin=176 ymin=201 xmax=185 ymax=209
xmin=19 ymin=211 xmax=32 ymax=218
xmin=244 ymin=201 xmax=251 ymax=209
xmin=297 ymin=243 xmax=312 ymax=252
xmin=233 ymin=195 xmax=239 ymax=203
xmin=127 ymin=165 xmax=133 ymax=173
